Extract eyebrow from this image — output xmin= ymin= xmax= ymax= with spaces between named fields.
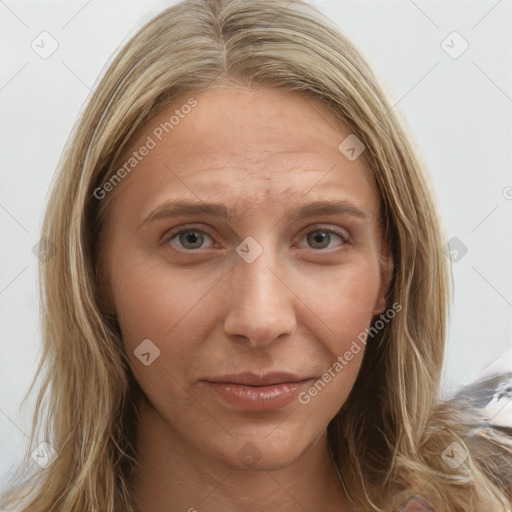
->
xmin=141 ymin=198 xmax=369 ymax=228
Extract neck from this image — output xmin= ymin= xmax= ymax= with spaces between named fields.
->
xmin=130 ymin=395 xmax=353 ymax=512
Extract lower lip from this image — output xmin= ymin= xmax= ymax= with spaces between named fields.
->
xmin=202 ymin=379 xmax=315 ymax=411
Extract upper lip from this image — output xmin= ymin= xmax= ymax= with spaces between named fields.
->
xmin=203 ymin=372 xmax=315 ymax=386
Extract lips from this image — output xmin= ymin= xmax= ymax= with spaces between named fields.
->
xmin=203 ymin=371 xmax=315 ymax=387
xmin=200 ymin=372 xmax=316 ymax=411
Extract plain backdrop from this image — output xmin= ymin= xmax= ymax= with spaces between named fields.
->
xmin=1 ymin=0 xmax=511 ymax=489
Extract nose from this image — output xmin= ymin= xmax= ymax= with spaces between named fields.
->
xmin=223 ymin=242 xmax=297 ymax=348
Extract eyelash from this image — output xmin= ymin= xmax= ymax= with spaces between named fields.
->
xmin=161 ymin=224 xmax=351 ymax=252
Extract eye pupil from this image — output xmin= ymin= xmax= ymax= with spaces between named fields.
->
xmin=179 ymin=231 xmax=203 ymax=249
xmin=307 ymin=230 xmax=330 ymax=249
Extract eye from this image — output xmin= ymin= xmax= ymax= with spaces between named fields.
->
xmin=297 ymin=226 xmax=349 ymax=250
xmin=162 ymin=225 xmax=350 ymax=252
xmin=164 ymin=228 xmax=214 ymax=250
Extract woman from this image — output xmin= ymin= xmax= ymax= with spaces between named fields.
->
xmin=1 ymin=0 xmax=511 ymax=510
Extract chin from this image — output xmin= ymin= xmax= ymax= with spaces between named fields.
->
xmin=208 ymin=429 xmax=315 ymax=471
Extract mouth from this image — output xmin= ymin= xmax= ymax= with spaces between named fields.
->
xmin=200 ymin=371 xmax=317 ymax=411
xmin=203 ymin=371 xmax=316 ymax=386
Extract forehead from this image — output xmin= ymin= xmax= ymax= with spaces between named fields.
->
xmin=109 ymin=86 xmax=379 ymax=219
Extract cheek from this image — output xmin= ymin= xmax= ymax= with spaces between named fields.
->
xmin=109 ymin=250 xmax=225 ymax=393
xmin=111 ymin=251 xmax=216 ymax=340
xmin=301 ymin=257 xmax=382 ymax=352
xmin=111 ymin=258 xmax=221 ymax=419
xmin=286 ymin=258 xmax=382 ymax=410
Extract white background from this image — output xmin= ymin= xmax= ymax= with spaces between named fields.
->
xmin=1 ymin=0 xmax=511 ymax=489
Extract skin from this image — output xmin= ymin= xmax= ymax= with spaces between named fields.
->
xmin=100 ymin=85 xmax=393 ymax=512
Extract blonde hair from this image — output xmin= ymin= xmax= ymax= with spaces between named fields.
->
xmin=2 ymin=0 xmax=511 ymax=510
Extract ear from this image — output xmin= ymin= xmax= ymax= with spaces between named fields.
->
xmin=372 ymin=247 xmax=394 ymax=316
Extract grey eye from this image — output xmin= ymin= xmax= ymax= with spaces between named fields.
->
xmin=169 ymin=230 xmax=213 ymax=250
xmin=304 ymin=229 xmax=346 ymax=250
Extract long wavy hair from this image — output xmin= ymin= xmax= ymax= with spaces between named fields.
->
xmin=2 ymin=0 xmax=511 ymax=510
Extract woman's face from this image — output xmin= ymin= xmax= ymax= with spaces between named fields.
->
xmin=101 ymin=86 xmax=392 ymax=471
